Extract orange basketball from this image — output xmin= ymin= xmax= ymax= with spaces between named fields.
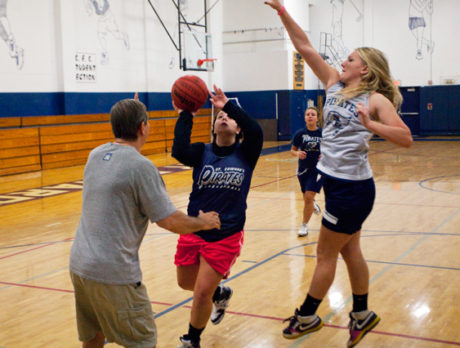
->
xmin=171 ymin=75 xmax=209 ymax=112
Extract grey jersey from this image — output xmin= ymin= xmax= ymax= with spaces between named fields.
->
xmin=317 ymin=82 xmax=373 ymax=180
xmin=69 ymin=143 xmax=176 ymax=284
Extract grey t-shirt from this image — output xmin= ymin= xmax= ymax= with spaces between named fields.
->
xmin=69 ymin=143 xmax=177 ymax=284
xmin=317 ymin=82 xmax=374 ymax=181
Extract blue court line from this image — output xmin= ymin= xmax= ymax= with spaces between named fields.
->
xmin=245 ymin=228 xmax=460 ymax=237
xmin=0 ymin=239 xmax=73 ymax=250
xmin=283 ymin=253 xmax=460 ymax=271
xmin=152 ymin=222 xmax=457 ymax=319
xmin=0 ymin=266 xmax=68 ymax=291
xmin=153 ymin=241 xmax=318 ymax=319
xmin=288 ymin=208 xmax=460 ymax=347
xmin=418 ymin=175 xmax=460 ymax=195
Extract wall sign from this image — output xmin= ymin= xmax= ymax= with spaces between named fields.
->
xmin=75 ymin=52 xmax=97 ymax=83
xmin=293 ymin=51 xmax=305 ymax=90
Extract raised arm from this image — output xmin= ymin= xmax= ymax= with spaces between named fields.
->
xmin=171 ymin=104 xmax=205 ymax=167
xmin=264 ymin=0 xmax=340 ymax=88
xmin=210 ymin=85 xmax=263 ymax=168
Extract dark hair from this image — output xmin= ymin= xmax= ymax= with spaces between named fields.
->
xmin=212 ymin=110 xmax=243 ymax=143
xmin=110 ymin=99 xmax=148 ymax=141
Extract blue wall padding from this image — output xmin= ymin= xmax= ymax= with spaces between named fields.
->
xmin=0 ymin=86 xmax=458 ymax=136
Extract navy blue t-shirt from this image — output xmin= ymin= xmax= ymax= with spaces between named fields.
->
xmin=172 ymin=100 xmax=263 ymax=242
xmin=291 ymin=128 xmax=322 ymax=170
xmin=188 ymin=143 xmax=253 ymax=241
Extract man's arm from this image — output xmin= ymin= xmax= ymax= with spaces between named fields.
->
xmin=156 ymin=210 xmax=220 ymax=234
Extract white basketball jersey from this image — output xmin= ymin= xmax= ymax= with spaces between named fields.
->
xmin=317 ymin=82 xmax=373 ymax=181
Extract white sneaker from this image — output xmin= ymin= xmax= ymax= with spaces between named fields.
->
xmin=297 ymin=223 xmax=308 ymax=237
xmin=313 ymin=201 xmax=321 ymax=215
xmin=210 ymin=286 xmax=233 ymax=325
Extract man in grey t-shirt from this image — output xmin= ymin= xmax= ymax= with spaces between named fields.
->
xmin=69 ymin=98 xmax=220 ymax=348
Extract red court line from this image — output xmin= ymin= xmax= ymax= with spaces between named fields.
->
xmin=0 ymin=237 xmax=73 ymax=260
xmin=0 ymin=280 xmax=173 ymax=306
xmin=324 ymin=323 xmax=460 ymax=345
xmin=2 ymin=280 xmax=458 ymax=346
xmin=0 ymin=281 xmax=74 ymax=293
xmin=181 ymin=308 xmax=460 ymax=346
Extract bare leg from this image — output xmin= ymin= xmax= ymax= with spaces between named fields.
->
xmin=82 ymin=331 xmax=105 ymax=348
xmin=340 ymin=231 xmax=369 ymax=295
xmin=308 ymin=225 xmax=353 ymax=299
xmin=302 ymin=191 xmax=316 ymax=224
xmin=190 ymin=256 xmax=223 ymax=329
xmin=177 ymin=264 xmax=200 ymax=291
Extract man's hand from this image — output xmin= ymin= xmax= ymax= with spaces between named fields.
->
xmin=198 ymin=210 xmax=221 ymax=230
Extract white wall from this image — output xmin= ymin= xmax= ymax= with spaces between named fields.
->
xmin=1 ymin=0 xmax=459 ymax=93
xmin=0 ymin=0 xmax=222 ymax=93
xmin=302 ymin=0 xmax=460 ymax=88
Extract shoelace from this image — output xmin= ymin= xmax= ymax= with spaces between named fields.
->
xmin=283 ymin=315 xmax=297 ymax=324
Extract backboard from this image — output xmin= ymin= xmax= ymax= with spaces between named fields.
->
xmin=182 ymin=30 xmax=214 ymax=71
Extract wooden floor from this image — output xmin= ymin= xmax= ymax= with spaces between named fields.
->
xmin=0 ymin=139 xmax=459 ymax=348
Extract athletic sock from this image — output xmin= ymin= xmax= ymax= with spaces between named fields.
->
xmin=187 ymin=323 xmax=204 ymax=343
xmin=352 ymin=293 xmax=368 ymax=313
xmin=299 ymin=294 xmax=322 ymax=316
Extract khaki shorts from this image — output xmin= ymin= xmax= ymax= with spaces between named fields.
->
xmin=70 ymin=272 xmax=157 ymax=348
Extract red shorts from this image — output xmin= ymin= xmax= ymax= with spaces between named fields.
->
xmin=174 ymin=231 xmax=244 ymax=278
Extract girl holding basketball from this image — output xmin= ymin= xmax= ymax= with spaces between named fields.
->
xmin=290 ymin=106 xmax=323 ymax=237
xmin=172 ymin=84 xmax=263 ymax=348
xmin=265 ymin=1 xmax=412 ymax=347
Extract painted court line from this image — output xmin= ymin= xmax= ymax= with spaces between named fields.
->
xmin=288 ymin=208 xmax=460 ymax=348
xmin=1 ymin=231 xmax=459 ymax=346
xmin=284 ymin=253 xmax=460 ymax=271
xmin=0 ymin=237 xmax=73 ymax=260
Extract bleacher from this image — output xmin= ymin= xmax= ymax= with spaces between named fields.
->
xmin=0 ymin=109 xmax=212 ymax=176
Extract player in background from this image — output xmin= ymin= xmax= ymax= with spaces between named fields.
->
xmin=290 ymin=106 xmax=323 ymax=237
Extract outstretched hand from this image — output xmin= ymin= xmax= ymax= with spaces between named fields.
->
xmin=264 ymin=0 xmax=283 ymax=11
xmin=209 ymin=84 xmax=229 ymax=109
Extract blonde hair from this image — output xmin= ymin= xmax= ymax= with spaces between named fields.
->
xmin=339 ymin=47 xmax=402 ymax=109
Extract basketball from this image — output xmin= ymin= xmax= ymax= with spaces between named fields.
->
xmin=171 ymin=75 xmax=209 ymax=112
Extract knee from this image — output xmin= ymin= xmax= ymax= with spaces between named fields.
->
xmin=193 ymin=287 xmax=214 ymax=305
xmin=316 ymin=247 xmax=337 ymax=265
xmin=304 ymin=193 xmax=315 ymax=205
xmin=177 ymin=278 xmax=194 ymax=291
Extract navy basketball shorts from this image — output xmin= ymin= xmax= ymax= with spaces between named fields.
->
xmin=321 ymin=175 xmax=375 ymax=234
xmin=297 ymin=167 xmax=323 ymax=193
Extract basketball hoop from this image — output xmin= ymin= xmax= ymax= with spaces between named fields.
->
xmin=197 ymin=58 xmax=217 ymax=67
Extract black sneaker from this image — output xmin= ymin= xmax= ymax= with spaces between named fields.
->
xmin=347 ymin=311 xmax=380 ymax=347
xmin=210 ymin=286 xmax=233 ymax=325
xmin=178 ymin=335 xmax=200 ymax=348
xmin=282 ymin=308 xmax=323 ymax=339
